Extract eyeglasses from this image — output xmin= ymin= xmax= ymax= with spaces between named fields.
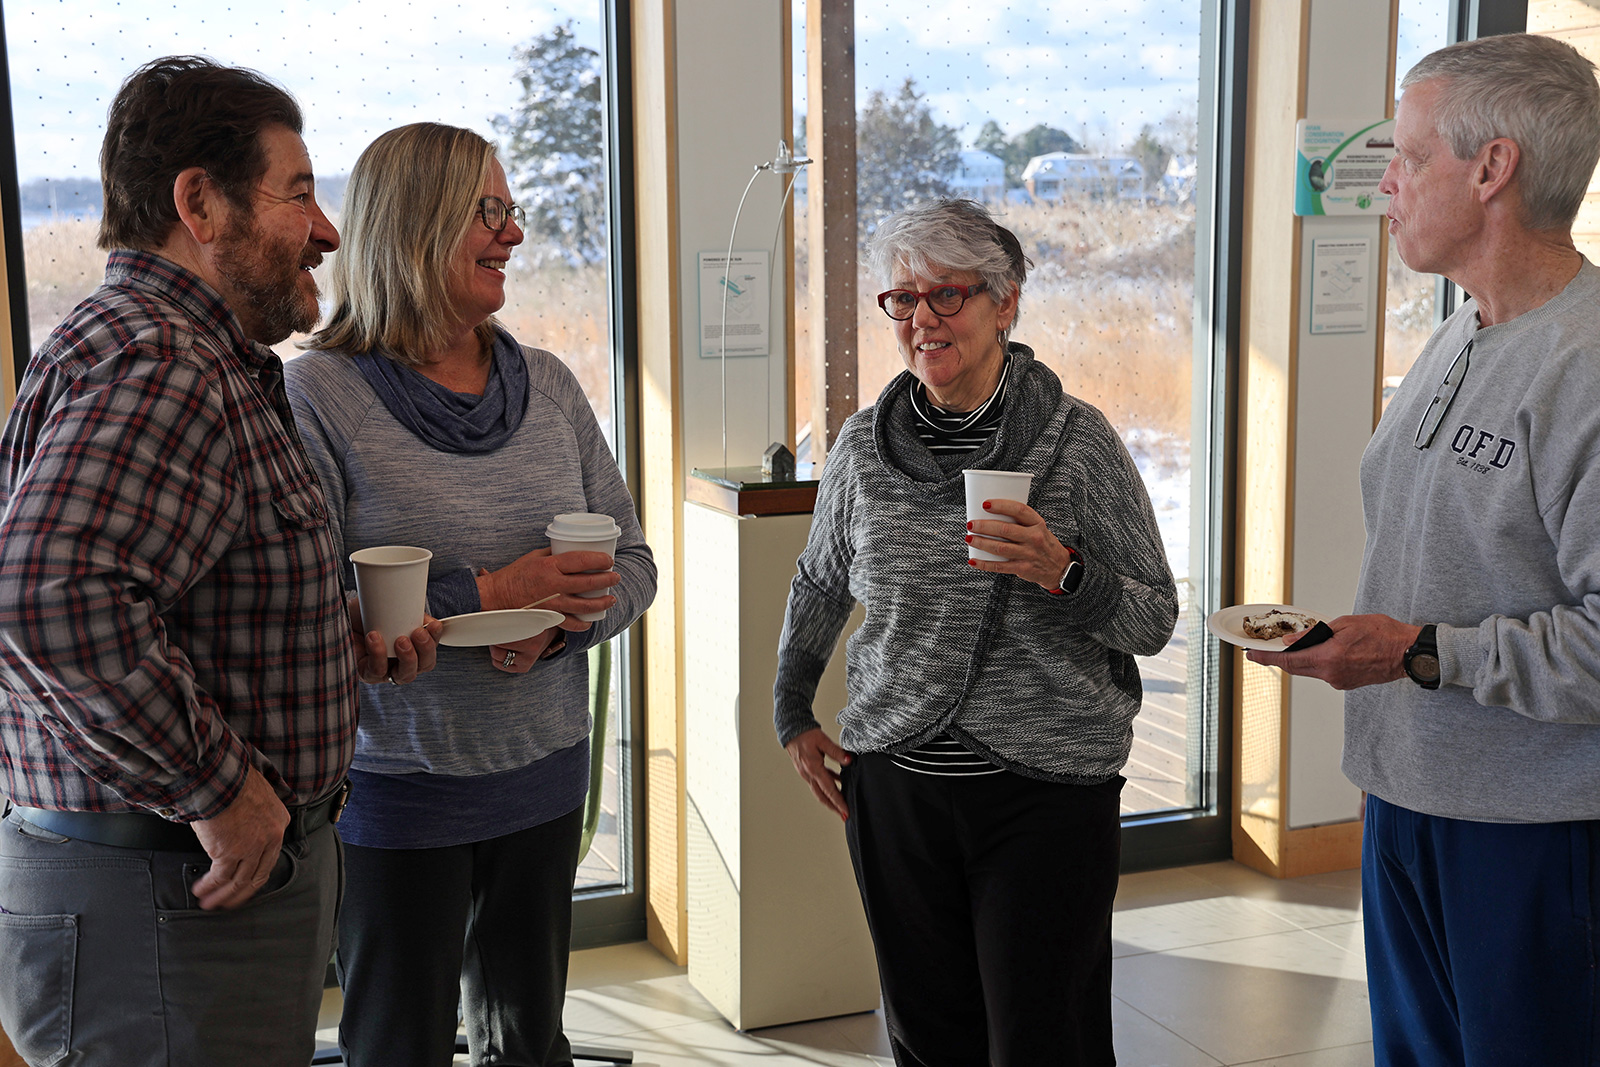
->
xmin=1414 ymin=337 xmax=1473 ymax=449
xmin=477 ymin=196 xmax=526 ymax=234
xmin=876 ymin=282 xmax=988 ymax=320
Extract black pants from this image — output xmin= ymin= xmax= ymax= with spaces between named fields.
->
xmin=843 ymin=753 xmax=1123 ymax=1067
xmin=335 ymin=805 xmax=584 ymax=1067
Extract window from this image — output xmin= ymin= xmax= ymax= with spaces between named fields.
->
xmin=794 ymin=1 xmax=1234 ymax=852
xmin=1382 ymin=0 xmax=1452 ymax=407
xmin=3 ymin=0 xmax=640 ymax=935
xmin=1529 ymin=3 xmax=1600 ymax=265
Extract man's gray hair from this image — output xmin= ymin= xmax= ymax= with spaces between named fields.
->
xmin=1403 ymin=33 xmax=1600 ymax=231
xmin=868 ymin=199 xmax=1033 ymax=345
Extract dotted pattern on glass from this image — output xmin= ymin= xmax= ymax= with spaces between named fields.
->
xmin=5 ymin=0 xmax=626 ymax=891
xmin=792 ymin=2 xmax=1204 ymax=818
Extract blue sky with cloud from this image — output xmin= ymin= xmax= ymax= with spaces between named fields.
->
xmin=848 ymin=1 xmax=1203 ymax=149
xmin=8 ymin=1 xmax=1451 ymax=184
xmin=5 ymin=0 xmax=600 ymax=181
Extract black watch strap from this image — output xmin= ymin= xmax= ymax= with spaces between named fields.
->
xmin=1403 ymin=624 xmax=1440 ymax=690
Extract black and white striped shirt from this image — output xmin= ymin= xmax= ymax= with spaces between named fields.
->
xmin=906 ymin=361 xmax=1009 ymax=455
xmin=890 ymin=362 xmax=1010 ymax=777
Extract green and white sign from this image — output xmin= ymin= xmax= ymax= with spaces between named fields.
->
xmin=1295 ymin=118 xmax=1395 ymax=216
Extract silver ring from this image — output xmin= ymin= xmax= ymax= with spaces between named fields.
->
xmin=502 ymin=651 xmax=517 ymax=668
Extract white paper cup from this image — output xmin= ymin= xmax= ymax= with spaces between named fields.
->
xmin=350 ymin=545 xmax=433 ymax=657
xmin=547 ymin=513 xmax=621 ymax=622
xmin=962 ymin=470 xmax=1033 ymax=561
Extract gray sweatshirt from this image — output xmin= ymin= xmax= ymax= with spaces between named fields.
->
xmin=774 ymin=345 xmax=1178 ymax=784
xmin=284 ymin=345 xmax=655 ymax=777
xmin=1346 ymin=259 xmax=1600 ymax=822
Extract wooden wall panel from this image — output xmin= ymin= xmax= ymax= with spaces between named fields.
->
xmin=632 ymin=0 xmax=689 ymax=965
xmin=1233 ymin=0 xmax=1311 ymax=876
xmin=805 ymin=0 xmax=858 ymax=462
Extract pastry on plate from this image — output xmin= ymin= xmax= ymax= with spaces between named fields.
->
xmin=1242 ymin=609 xmax=1317 ymax=640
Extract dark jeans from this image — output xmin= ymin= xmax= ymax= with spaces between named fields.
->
xmin=0 ymin=810 xmax=341 ymax=1067
xmin=842 ymin=753 xmax=1123 ymax=1067
xmin=336 ymin=804 xmax=584 ymax=1067
xmin=1364 ymin=794 xmax=1600 ymax=1066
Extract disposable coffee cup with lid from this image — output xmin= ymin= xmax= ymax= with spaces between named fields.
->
xmin=547 ymin=513 xmax=621 ymax=621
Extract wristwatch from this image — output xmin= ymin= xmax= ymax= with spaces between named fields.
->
xmin=1050 ymin=546 xmax=1086 ymax=596
xmin=1403 ymin=624 xmax=1440 ymax=689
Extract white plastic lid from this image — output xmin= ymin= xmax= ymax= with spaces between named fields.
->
xmin=546 ymin=513 xmax=620 ymax=540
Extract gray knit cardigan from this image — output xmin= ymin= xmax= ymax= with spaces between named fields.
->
xmin=773 ymin=344 xmax=1178 ymax=784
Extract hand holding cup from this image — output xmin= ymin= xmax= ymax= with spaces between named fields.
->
xmin=351 ymin=546 xmax=433 ymax=656
xmin=546 ymin=513 xmax=622 ymax=622
xmin=476 ymin=541 xmax=620 ymax=625
xmin=962 ymin=470 xmax=1033 ymax=561
xmin=349 ymin=545 xmax=442 ymax=683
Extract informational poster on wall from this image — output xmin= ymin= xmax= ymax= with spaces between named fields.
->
xmin=1309 ymin=237 xmax=1372 ymax=335
xmin=698 ymin=251 xmax=770 ymax=358
xmin=1294 ymin=118 xmax=1395 ymax=216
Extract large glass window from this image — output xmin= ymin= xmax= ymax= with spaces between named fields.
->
xmin=4 ymin=1 xmax=636 ymax=913
xmin=1382 ymin=0 xmax=1451 ymax=407
xmin=1529 ymin=3 xmax=1600 ymax=264
xmin=795 ymin=1 xmax=1225 ymax=831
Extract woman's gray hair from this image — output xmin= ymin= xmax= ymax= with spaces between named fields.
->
xmin=306 ymin=122 xmax=498 ymax=365
xmin=1402 ymin=33 xmax=1600 ymax=232
xmin=868 ymin=199 xmax=1033 ymax=345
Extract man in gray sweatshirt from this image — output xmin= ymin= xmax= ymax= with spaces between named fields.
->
xmin=1250 ymin=33 xmax=1600 ymax=1067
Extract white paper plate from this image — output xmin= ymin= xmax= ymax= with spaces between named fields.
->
xmin=437 ymin=609 xmax=564 ymax=647
xmin=1206 ymin=603 xmax=1327 ymax=652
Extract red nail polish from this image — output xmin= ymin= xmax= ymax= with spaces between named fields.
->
xmin=964 ymin=534 xmax=973 ymax=543
xmin=968 ymin=559 xmax=976 ymax=566
xmin=966 ymin=520 xmax=973 ymax=530
xmin=983 ymin=501 xmax=992 ymax=510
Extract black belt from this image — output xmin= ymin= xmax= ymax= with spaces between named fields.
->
xmin=8 ymin=779 xmax=351 ymax=853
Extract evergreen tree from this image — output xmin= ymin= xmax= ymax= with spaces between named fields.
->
xmin=1130 ymin=123 xmax=1173 ymax=196
xmin=490 ymin=22 xmax=607 ymax=267
xmin=973 ymin=120 xmax=1009 ymax=162
xmin=1010 ymin=124 xmax=1083 ymax=184
xmin=856 ymin=77 xmax=961 ymax=239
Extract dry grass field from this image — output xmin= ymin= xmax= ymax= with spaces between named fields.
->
xmin=496 ymin=263 xmax=613 ymax=433
xmin=1382 ymin=242 xmax=1438 ymax=385
xmin=18 ymin=201 xmax=1436 ymax=448
xmin=21 ymin=218 xmax=108 ymax=353
xmin=25 ymin=197 xmax=1195 ymax=452
xmin=20 ymin=217 xmax=617 ymax=436
xmin=794 ymin=196 xmax=1198 ymax=450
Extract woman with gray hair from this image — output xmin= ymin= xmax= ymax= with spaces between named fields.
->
xmin=284 ymin=122 xmax=656 ymax=1067
xmin=775 ymin=198 xmax=1176 ymax=1065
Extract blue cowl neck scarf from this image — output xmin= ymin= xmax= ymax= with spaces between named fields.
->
xmin=352 ymin=328 xmax=530 ymax=454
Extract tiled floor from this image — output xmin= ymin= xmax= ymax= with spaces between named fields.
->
xmin=316 ymin=859 xmax=1374 ymax=1066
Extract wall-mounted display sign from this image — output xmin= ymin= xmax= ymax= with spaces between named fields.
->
xmin=698 ymin=251 xmax=771 ymax=358
xmin=1310 ymin=237 xmax=1372 ymax=335
xmin=1295 ymin=118 xmax=1395 ymax=216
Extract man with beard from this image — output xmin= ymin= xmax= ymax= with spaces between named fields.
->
xmin=0 ymin=56 xmax=440 ymax=1067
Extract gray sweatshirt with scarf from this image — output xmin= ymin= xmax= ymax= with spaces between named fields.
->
xmin=285 ymin=344 xmax=655 ymax=777
xmin=773 ymin=344 xmax=1178 ymax=783
xmin=1346 ymin=259 xmax=1600 ymax=823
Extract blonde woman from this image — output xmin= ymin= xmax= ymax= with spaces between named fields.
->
xmin=285 ymin=123 xmax=656 ymax=1067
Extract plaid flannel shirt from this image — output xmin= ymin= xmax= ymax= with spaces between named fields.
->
xmin=0 ymin=251 xmax=357 ymax=821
